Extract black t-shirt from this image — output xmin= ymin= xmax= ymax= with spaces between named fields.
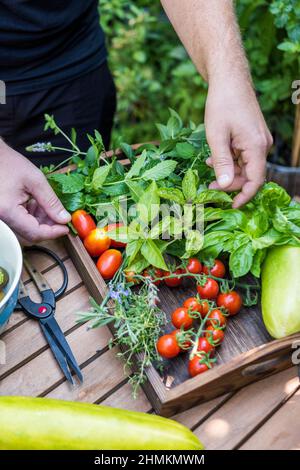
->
xmin=0 ymin=0 xmax=107 ymax=95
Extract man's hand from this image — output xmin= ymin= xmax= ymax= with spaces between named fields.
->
xmin=0 ymin=139 xmax=71 ymax=244
xmin=204 ymin=74 xmax=273 ymax=207
xmin=161 ymin=0 xmax=273 ymax=206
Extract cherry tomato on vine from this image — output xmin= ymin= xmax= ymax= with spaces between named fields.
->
xmin=205 ymin=326 xmax=225 ymax=346
xmin=96 ymin=249 xmax=122 ymax=280
xmin=84 ymin=228 xmax=111 ymax=257
xmin=71 ymin=210 xmax=96 ymax=240
xmin=142 ymin=268 xmax=163 ymax=286
xmin=171 ymin=330 xmax=192 ymax=350
xmin=197 ymin=337 xmax=215 ymax=356
xmin=203 ymin=259 xmax=226 ymax=278
xmin=157 ymin=334 xmax=181 ymax=359
xmin=217 ymin=291 xmax=243 ymax=316
xmin=164 ymin=268 xmax=184 ymax=287
xmin=171 ymin=307 xmax=193 ymax=330
xmin=183 ymin=297 xmax=203 ymax=315
xmin=206 ymin=309 xmax=227 ymax=329
xmin=197 ymin=278 xmax=219 ymax=300
xmin=186 ymin=258 xmax=202 ymax=275
xmin=124 ymin=270 xmax=139 ymax=284
xmin=188 ymin=355 xmax=210 ymax=377
xmin=104 ymin=222 xmax=127 ymax=248
xmin=201 ymin=300 xmax=210 ymax=316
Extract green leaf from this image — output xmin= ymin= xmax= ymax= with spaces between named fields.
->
xmin=254 ymin=182 xmax=291 ymax=214
xmin=206 ymin=209 xmax=247 ymax=232
xmin=92 ymin=165 xmax=111 ymax=190
xmin=126 ymin=180 xmax=145 ymax=202
xmin=136 ymin=181 xmax=160 ymax=224
xmin=105 ymin=226 xmax=131 ymax=243
xmin=141 ymin=239 xmax=168 ymax=270
xmin=48 ymin=173 xmax=85 ymax=194
xmin=182 ymin=230 xmax=204 ymax=258
xmin=273 ymin=207 xmax=300 ymax=237
xmin=182 ymin=169 xmax=197 ymax=202
xmin=250 ymin=249 xmax=267 ymax=278
xmin=71 ymin=128 xmax=77 ymax=145
xmin=120 ymin=142 xmax=134 ymax=162
xmin=126 ymin=240 xmax=143 ymax=265
xmin=229 ymin=242 xmax=254 ymax=278
xmin=251 ymin=228 xmax=282 ymax=250
xmin=126 ymin=253 xmax=149 ymax=274
xmin=195 ymin=190 xmax=232 ymax=205
xmin=246 ymin=209 xmax=269 ymax=238
xmin=126 ymin=150 xmax=147 ymax=179
xmin=142 ymin=160 xmax=177 ymax=181
xmin=149 ymin=216 xmax=183 ymax=239
xmin=175 ymin=142 xmax=196 ymax=159
xmin=102 ymin=182 xmax=128 ymax=197
xmin=157 ymin=187 xmax=185 ymax=205
xmin=59 ymin=192 xmax=85 ymax=212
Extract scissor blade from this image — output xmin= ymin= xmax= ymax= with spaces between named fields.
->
xmin=40 ymin=322 xmax=74 ymax=384
xmin=45 ymin=317 xmax=83 ymax=383
xmin=23 ymin=255 xmax=52 ymax=292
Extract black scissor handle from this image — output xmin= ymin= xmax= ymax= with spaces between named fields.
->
xmin=23 ymin=245 xmax=68 ymax=300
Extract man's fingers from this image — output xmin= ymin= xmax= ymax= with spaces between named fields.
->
xmin=7 ymin=205 xmax=69 ymax=243
xmin=209 ymin=175 xmax=246 ymax=192
xmin=232 ymin=180 xmax=261 ymax=208
xmin=206 ymin=134 xmax=235 ymax=188
xmin=27 ymin=172 xmax=71 ymax=225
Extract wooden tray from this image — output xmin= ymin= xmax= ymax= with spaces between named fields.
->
xmin=62 ymin=148 xmax=300 ymax=417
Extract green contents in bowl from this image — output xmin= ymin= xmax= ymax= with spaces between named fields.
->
xmin=0 ymin=267 xmax=9 ymax=301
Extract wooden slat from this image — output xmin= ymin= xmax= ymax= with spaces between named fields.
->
xmin=4 ymin=258 xmax=82 ymax=333
xmin=22 ymin=239 xmax=68 ymax=282
xmin=240 ymin=387 xmax=300 ymax=450
xmin=100 ymin=382 xmax=151 ymax=413
xmin=0 ymin=285 xmax=89 ymax=379
xmin=0 ymin=323 xmax=111 ymax=397
xmin=192 ymin=367 xmax=299 ymax=450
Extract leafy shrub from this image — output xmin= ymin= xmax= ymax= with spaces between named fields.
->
xmin=100 ymin=0 xmax=299 ymax=162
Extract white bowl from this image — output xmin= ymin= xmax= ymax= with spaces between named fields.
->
xmin=0 ymin=220 xmax=23 ymax=334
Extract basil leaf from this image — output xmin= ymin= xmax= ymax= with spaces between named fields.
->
xmin=182 ymin=169 xmax=197 ymax=202
xmin=157 ymin=187 xmax=185 ymax=205
xmin=250 ymin=249 xmax=267 ymax=278
xmin=254 ymin=182 xmax=291 ymax=214
xmin=229 ymin=242 xmax=254 ymax=278
xmin=126 ymin=253 xmax=149 ymax=274
xmin=165 ymin=239 xmax=186 ymax=257
xmin=126 ymin=150 xmax=147 ymax=179
xmin=182 ymin=229 xmax=204 ymax=258
xmin=252 ymin=228 xmax=283 ymax=250
xmin=137 ymin=181 xmax=160 ymax=224
xmin=142 ymin=160 xmax=177 ymax=181
xmin=141 ymin=239 xmax=168 ymax=270
xmin=246 ymin=209 xmax=269 ymax=237
xmin=195 ymin=190 xmax=232 ymax=205
xmin=92 ymin=164 xmax=111 ymax=190
xmin=273 ymin=207 xmax=300 ymax=237
xmin=206 ymin=209 xmax=247 ymax=232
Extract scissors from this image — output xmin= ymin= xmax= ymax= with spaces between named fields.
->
xmin=17 ymin=245 xmax=83 ymax=384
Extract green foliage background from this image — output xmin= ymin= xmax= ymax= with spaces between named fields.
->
xmin=100 ymin=0 xmax=300 ymax=161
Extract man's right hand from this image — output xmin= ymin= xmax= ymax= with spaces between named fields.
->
xmin=0 ymin=139 xmax=71 ymax=244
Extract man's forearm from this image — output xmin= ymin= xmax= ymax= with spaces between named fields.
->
xmin=161 ymin=0 xmax=251 ymax=86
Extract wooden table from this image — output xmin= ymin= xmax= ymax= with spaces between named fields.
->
xmin=1 ymin=239 xmax=299 ymax=450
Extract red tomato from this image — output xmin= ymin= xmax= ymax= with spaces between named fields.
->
xmin=197 ymin=278 xmax=219 ymax=300
xmin=205 ymin=326 xmax=225 ymax=346
xmin=188 ymin=355 xmax=210 ymax=377
xmin=157 ymin=334 xmax=181 ymax=359
xmin=206 ymin=309 xmax=227 ymax=328
xmin=96 ymin=249 xmax=123 ymax=280
xmin=183 ymin=297 xmax=203 ymax=315
xmin=171 ymin=307 xmax=193 ymax=330
xmin=171 ymin=330 xmax=192 ymax=350
xmin=124 ymin=270 xmax=140 ymax=284
xmin=186 ymin=258 xmax=202 ymax=275
xmin=217 ymin=291 xmax=243 ymax=316
xmin=197 ymin=337 xmax=215 ymax=356
xmin=84 ymin=228 xmax=111 ymax=257
xmin=164 ymin=268 xmax=184 ymax=287
xmin=203 ymin=259 xmax=226 ymax=278
xmin=201 ymin=300 xmax=210 ymax=317
xmin=142 ymin=268 xmax=163 ymax=286
xmin=105 ymin=222 xmax=127 ymax=248
xmin=71 ymin=210 xmax=96 ymax=240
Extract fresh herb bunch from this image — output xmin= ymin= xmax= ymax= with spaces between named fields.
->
xmin=77 ymin=277 xmax=166 ymax=395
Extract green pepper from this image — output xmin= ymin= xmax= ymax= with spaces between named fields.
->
xmin=262 ymin=246 xmax=300 ymax=338
xmin=0 ymin=267 xmax=9 ymax=290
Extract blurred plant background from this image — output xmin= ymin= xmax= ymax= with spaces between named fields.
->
xmin=100 ymin=0 xmax=300 ymax=164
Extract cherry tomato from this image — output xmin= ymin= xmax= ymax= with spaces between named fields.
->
xmin=164 ymin=268 xmax=184 ymax=287
xmin=183 ymin=297 xmax=203 ymax=315
xmin=96 ymin=249 xmax=122 ymax=280
xmin=201 ymin=300 xmax=210 ymax=317
xmin=197 ymin=337 xmax=215 ymax=356
xmin=205 ymin=326 xmax=225 ymax=346
xmin=157 ymin=334 xmax=181 ymax=359
xmin=217 ymin=291 xmax=243 ymax=316
xmin=203 ymin=259 xmax=226 ymax=278
xmin=188 ymin=355 xmax=210 ymax=377
xmin=186 ymin=258 xmax=202 ymax=275
xmin=171 ymin=307 xmax=193 ymax=330
xmin=124 ymin=270 xmax=140 ymax=284
xmin=197 ymin=278 xmax=219 ymax=299
xmin=171 ymin=330 xmax=192 ymax=350
xmin=105 ymin=222 xmax=127 ymax=248
xmin=84 ymin=228 xmax=111 ymax=257
xmin=142 ymin=268 xmax=163 ymax=286
xmin=71 ymin=210 xmax=96 ymax=240
xmin=206 ymin=309 xmax=227 ymax=328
